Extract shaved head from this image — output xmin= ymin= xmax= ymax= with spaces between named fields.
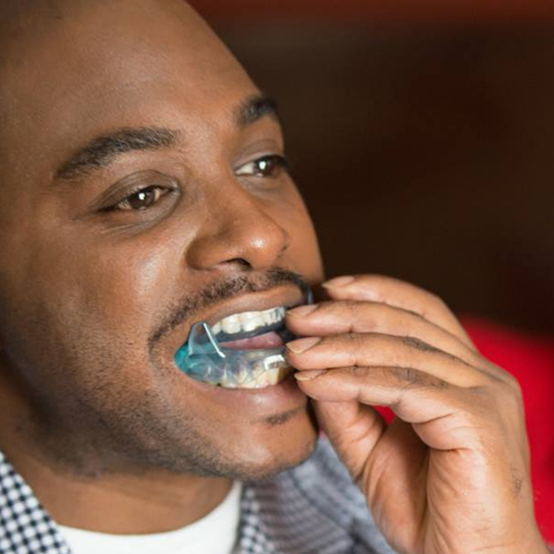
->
xmin=0 ymin=0 xmax=84 ymax=59
xmin=0 ymin=0 xmax=70 ymax=147
xmin=0 ymin=0 xmax=64 ymax=21
xmin=0 ymin=0 xmax=245 ymax=207
xmin=0 ymin=0 xmax=206 ymax=162
xmin=0 ymin=0 xmax=196 ymax=49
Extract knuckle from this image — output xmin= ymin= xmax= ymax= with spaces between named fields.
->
xmin=470 ymin=382 xmax=523 ymax=422
xmin=344 ymin=332 xmax=363 ymax=346
xmin=336 ymin=299 xmax=360 ymax=316
xmin=501 ymin=379 xmax=525 ymax=411
xmin=504 ymin=371 xmax=523 ymax=397
xmin=485 ymin=371 xmax=524 ymax=407
xmin=400 ymin=336 xmax=438 ymax=353
xmin=391 ymin=366 xmax=450 ymax=390
xmin=391 ymin=366 xmax=421 ymax=386
xmin=349 ymin=365 xmax=370 ymax=379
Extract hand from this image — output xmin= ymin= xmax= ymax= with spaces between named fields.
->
xmin=286 ymin=275 xmax=549 ymax=554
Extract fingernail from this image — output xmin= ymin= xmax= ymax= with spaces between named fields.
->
xmin=294 ymin=369 xmax=327 ymax=381
xmin=288 ymin=304 xmax=318 ymax=317
xmin=286 ymin=337 xmax=321 ymax=354
xmin=323 ymin=275 xmax=355 ymax=288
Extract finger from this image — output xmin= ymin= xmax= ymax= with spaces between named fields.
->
xmin=322 ymin=275 xmax=474 ymax=348
xmin=287 ymin=333 xmax=491 ymax=388
xmin=313 ymin=405 xmax=426 ymax=489
xmin=287 ymin=300 xmax=512 ymax=385
xmin=296 ymin=365 xmax=481 ymax=450
xmin=296 ymin=365 xmax=453 ymax=413
xmin=287 ymin=299 xmax=479 ymax=367
xmin=312 ymin=400 xmax=387 ymax=482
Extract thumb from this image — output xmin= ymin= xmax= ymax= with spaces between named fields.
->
xmin=311 ymin=398 xmax=386 ymax=483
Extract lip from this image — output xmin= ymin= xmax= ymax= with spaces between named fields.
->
xmin=179 ymin=285 xmax=306 ymax=348
xmin=178 ymin=370 xmax=308 ymax=416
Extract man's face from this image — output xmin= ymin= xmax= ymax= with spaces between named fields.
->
xmin=0 ymin=0 xmax=323 ymax=478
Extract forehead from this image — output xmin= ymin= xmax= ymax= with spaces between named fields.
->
xmin=0 ymin=0 xmax=258 ymax=181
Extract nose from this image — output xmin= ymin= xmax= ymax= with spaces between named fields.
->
xmin=186 ymin=185 xmax=290 ymax=272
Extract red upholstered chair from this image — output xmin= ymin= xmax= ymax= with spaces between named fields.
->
xmin=462 ymin=318 xmax=554 ymax=543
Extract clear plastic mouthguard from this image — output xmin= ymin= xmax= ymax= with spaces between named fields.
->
xmin=175 ymin=289 xmax=313 ymax=386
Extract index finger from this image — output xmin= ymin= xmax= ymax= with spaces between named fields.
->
xmin=322 ymin=274 xmax=475 ymax=349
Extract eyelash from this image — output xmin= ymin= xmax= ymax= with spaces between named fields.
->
xmin=105 ymin=154 xmax=290 ymax=213
xmin=105 ymin=185 xmax=174 ymax=212
xmin=235 ymin=154 xmax=291 ymax=178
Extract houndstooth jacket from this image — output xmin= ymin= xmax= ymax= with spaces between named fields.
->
xmin=0 ymin=438 xmax=398 ymax=554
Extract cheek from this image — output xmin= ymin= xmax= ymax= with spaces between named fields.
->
xmin=61 ymin=241 xmax=181 ymax=350
xmin=85 ymin=246 xmax=175 ymax=326
xmin=1 ymin=235 xmax=189 ymax=422
xmin=1 ymin=222 xmax=181 ymax=376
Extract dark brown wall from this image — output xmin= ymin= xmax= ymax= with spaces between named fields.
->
xmin=212 ymin=23 xmax=554 ymax=334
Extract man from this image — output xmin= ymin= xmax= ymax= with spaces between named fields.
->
xmin=0 ymin=1 xmax=549 ymax=553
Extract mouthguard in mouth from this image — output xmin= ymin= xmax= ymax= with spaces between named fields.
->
xmin=175 ymin=289 xmax=313 ymax=389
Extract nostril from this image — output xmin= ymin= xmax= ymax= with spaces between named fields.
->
xmin=228 ymin=258 xmax=252 ymax=269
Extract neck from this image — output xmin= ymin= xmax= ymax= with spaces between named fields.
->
xmin=7 ymin=447 xmax=233 ymax=534
xmin=0 ymin=369 xmax=233 ymax=534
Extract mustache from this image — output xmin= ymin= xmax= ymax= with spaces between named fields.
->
xmin=148 ymin=267 xmax=311 ymax=349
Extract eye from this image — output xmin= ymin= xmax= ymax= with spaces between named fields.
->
xmin=109 ymin=185 xmax=170 ymax=212
xmin=235 ymin=154 xmax=290 ymax=178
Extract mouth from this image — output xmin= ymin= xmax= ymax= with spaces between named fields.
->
xmin=175 ymin=293 xmax=310 ymax=390
xmin=213 ymin=306 xmax=294 ymax=347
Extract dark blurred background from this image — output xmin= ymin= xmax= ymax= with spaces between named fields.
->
xmin=191 ymin=1 xmax=554 ymax=335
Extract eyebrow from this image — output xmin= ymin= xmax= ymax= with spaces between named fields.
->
xmin=55 ymin=94 xmax=280 ymax=181
xmin=55 ymin=127 xmax=178 ymax=181
xmin=236 ymin=94 xmax=279 ymax=127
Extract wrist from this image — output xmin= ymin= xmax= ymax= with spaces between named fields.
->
xmin=504 ymin=517 xmax=551 ymax=554
xmin=507 ymin=537 xmax=551 ymax=554
xmin=483 ymin=531 xmax=550 ymax=554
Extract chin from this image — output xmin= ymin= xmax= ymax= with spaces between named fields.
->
xmin=220 ymin=407 xmax=320 ymax=482
xmin=105 ymin=395 xmax=320 ymax=481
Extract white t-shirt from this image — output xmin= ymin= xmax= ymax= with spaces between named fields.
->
xmin=59 ymin=482 xmax=242 ymax=554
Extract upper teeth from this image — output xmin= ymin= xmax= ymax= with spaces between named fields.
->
xmin=212 ymin=306 xmax=286 ymax=336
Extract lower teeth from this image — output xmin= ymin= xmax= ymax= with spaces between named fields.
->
xmin=218 ymin=365 xmax=293 ymax=389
